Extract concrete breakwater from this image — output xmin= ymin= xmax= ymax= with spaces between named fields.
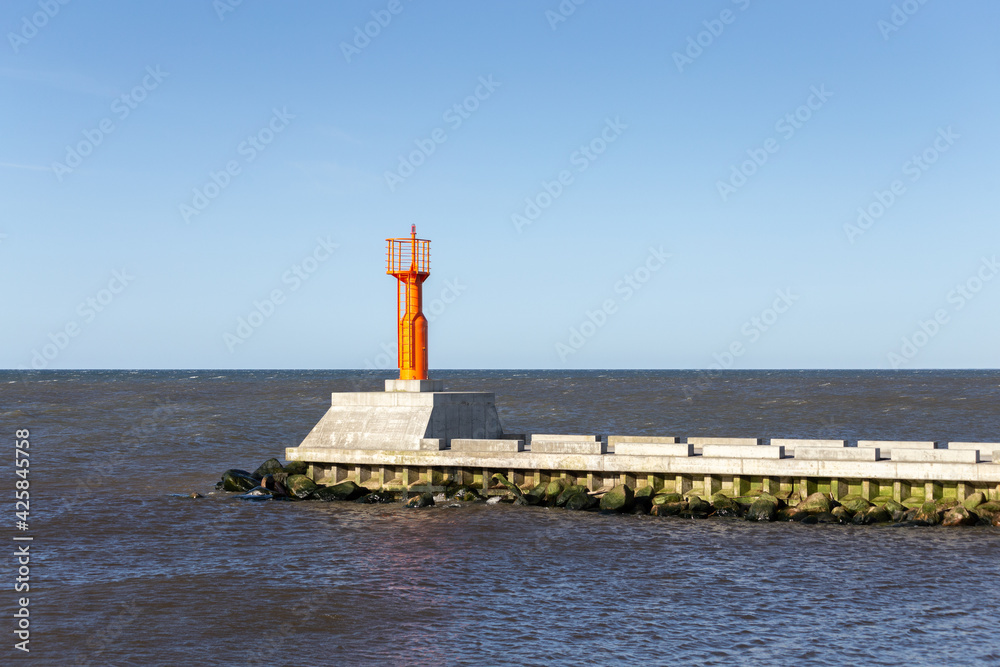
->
xmin=217 ymin=456 xmax=1000 ymax=527
xmin=288 ymin=433 xmax=1000 ymax=507
xmin=281 ymin=382 xmax=1000 ymax=520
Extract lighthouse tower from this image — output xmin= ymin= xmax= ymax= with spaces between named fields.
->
xmin=385 ymin=225 xmax=440 ymax=392
xmin=290 ymin=228 xmax=504 ymax=454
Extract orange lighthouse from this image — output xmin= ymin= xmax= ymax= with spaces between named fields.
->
xmin=386 ymin=225 xmax=430 ymax=380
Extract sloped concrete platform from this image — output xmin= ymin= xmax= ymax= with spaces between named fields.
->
xmin=296 ymin=389 xmax=503 ymax=451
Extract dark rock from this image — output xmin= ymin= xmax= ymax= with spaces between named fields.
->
xmin=490 ymin=473 xmax=524 ymax=501
xmin=652 ymin=493 xmax=683 ymax=505
xmin=746 ymin=497 xmax=777 ymax=522
xmin=252 ymin=457 xmax=284 ymax=479
xmin=775 ymin=508 xmax=797 ymax=521
xmin=405 ymin=492 xmax=434 ymax=508
xmin=839 ymin=496 xmax=873 ymax=515
xmin=687 ymin=495 xmax=711 ymax=514
xmin=973 ymin=501 xmax=1000 ymax=524
xmin=814 ymin=512 xmax=839 ymax=524
xmin=189 ymin=492 xmax=203 ymax=499
xmin=259 ymin=474 xmax=289 ymax=497
xmin=523 ymin=483 xmax=547 ymax=506
xmin=800 ymin=514 xmax=818 ymax=524
xmin=796 ymin=492 xmax=832 ymax=514
xmin=599 ymin=485 xmax=634 ymax=512
xmin=853 ymin=505 xmax=892 ymax=525
xmin=312 ymin=480 xmax=366 ymax=501
xmin=221 ymin=469 xmax=260 ymax=492
xmin=914 ymin=502 xmax=943 ymax=526
xmin=285 ymin=474 xmax=321 ymax=499
xmin=831 ymin=506 xmax=852 ymax=524
xmin=556 ymin=485 xmax=590 ymax=507
xmin=631 ymin=496 xmax=653 ymax=515
xmin=879 ymin=499 xmax=906 ymax=514
xmin=453 ymin=487 xmax=482 ymax=502
xmin=565 ymin=491 xmax=597 ymax=511
xmin=942 ymin=506 xmax=977 ymax=527
xmin=711 ymin=494 xmax=743 ymax=517
xmin=634 ymin=486 xmax=657 ymax=500
xmin=962 ymin=492 xmax=987 ymax=511
xmin=651 ymin=502 xmax=685 ymax=517
xmin=283 ymin=461 xmax=309 ymax=476
xmin=543 ymin=479 xmax=569 ymax=505
xmin=356 ymin=491 xmax=396 ymax=504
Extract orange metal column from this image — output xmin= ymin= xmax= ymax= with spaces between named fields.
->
xmin=387 ymin=226 xmax=430 ymax=381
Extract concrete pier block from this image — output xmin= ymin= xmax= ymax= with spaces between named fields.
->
xmin=419 ymin=438 xmax=446 ymax=451
xmin=948 ymin=442 xmax=998 ymax=461
xmin=770 ymin=439 xmax=846 ymax=454
xmin=892 ymin=449 xmax=981 ymax=463
xmin=702 ymin=444 xmax=785 ymax=459
xmin=858 ymin=440 xmax=935 ymax=456
xmin=688 ymin=437 xmax=762 ymax=446
xmin=531 ymin=434 xmax=598 ymax=442
xmin=795 ymin=447 xmax=881 ymax=461
xmin=608 ymin=435 xmax=678 ymax=448
xmin=614 ymin=442 xmax=694 ymax=457
xmin=531 ymin=440 xmax=607 ymax=454
xmin=450 ymin=438 xmax=525 ymax=453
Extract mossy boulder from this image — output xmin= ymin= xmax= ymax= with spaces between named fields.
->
xmin=831 ymin=506 xmax=852 ymax=523
xmin=312 ymin=480 xmax=365 ymax=501
xmin=651 ymin=502 xmax=685 ymax=517
xmin=746 ymin=496 xmax=777 ymax=522
xmin=652 ymin=493 xmax=683 ymax=505
xmin=283 ymin=461 xmax=309 ymax=476
xmin=221 ymin=469 xmax=260 ymax=492
xmin=934 ymin=498 xmax=959 ymax=510
xmin=405 ymin=492 xmax=434 ymax=508
xmin=252 ymin=458 xmax=284 ymax=479
xmin=963 ymin=492 xmax=987 ymax=511
xmin=634 ymin=486 xmax=657 ymax=500
xmin=556 ymin=485 xmax=590 ymax=507
xmin=914 ymin=502 xmax=943 ymax=525
xmin=285 ymin=474 xmax=320 ymax=499
xmin=543 ymin=479 xmax=569 ymax=504
xmin=973 ymin=501 xmax=1000 ymax=523
xmin=523 ymin=483 xmax=548 ymax=506
xmin=688 ymin=495 xmax=712 ymax=514
xmin=879 ymin=498 xmax=906 ymax=513
xmin=839 ymin=496 xmax=873 ymax=515
xmin=871 ymin=495 xmax=896 ymax=506
xmin=599 ymin=485 xmax=634 ymax=512
xmin=853 ymin=505 xmax=892 ymax=525
xmin=942 ymin=506 xmax=977 ymax=527
xmin=796 ymin=492 xmax=832 ymax=514
xmin=565 ymin=491 xmax=597 ymax=511
xmin=901 ymin=496 xmax=926 ymax=509
xmin=711 ymin=495 xmax=743 ymax=517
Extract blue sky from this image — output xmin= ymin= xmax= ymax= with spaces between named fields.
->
xmin=1 ymin=0 xmax=998 ymax=370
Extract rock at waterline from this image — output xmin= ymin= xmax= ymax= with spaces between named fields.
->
xmin=746 ymin=496 xmax=777 ymax=522
xmin=283 ymin=461 xmax=309 ymax=476
xmin=838 ymin=496 xmax=872 ymax=515
xmin=653 ymin=493 xmax=683 ymax=505
xmin=710 ymin=494 xmax=743 ymax=518
xmin=543 ymin=479 xmax=569 ymax=504
xmin=405 ymin=492 xmax=434 ymax=508
xmin=831 ymin=506 xmax=852 ymax=524
xmin=796 ymin=492 xmax=832 ymax=514
xmin=942 ymin=506 xmax=977 ymax=527
xmin=650 ymin=501 xmax=686 ymax=517
xmin=853 ymin=505 xmax=892 ymax=525
xmin=221 ymin=469 xmax=260 ymax=492
xmin=972 ymin=501 xmax=1000 ymax=524
xmin=687 ymin=495 xmax=712 ymax=515
xmin=356 ymin=491 xmax=396 ymax=504
xmin=634 ymin=486 xmax=657 ymax=500
xmin=962 ymin=492 xmax=987 ymax=511
xmin=311 ymin=481 xmax=366 ymax=502
xmin=285 ymin=474 xmax=320 ymax=499
xmin=253 ymin=457 xmax=284 ymax=479
xmin=565 ymin=491 xmax=597 ymax=511
xmin=452 ymin=486 xmax=482 ymax=502
xmin=914 ymin=502 xmax=943 ymax=526
xmin=556 ymin=485 xmax=590 ymax=507
xmin=599 ymin=485 xmax=634 ymax=513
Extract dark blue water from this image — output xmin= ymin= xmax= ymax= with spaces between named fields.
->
xmin=2 ymin=370 xmax=999 ymax=665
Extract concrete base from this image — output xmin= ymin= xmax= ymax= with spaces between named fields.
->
xmin=385 ymin=379 xmax=444 ymax=392
xmin=296 ymin=389 xmax=503 ymax=451
xmin=689 ymin=437 xmax=762 ymax=446
xmin=796 ymin=447 xmax=880 ymax=461
xmin=703 ymin=444 xmax=784 ymax=459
